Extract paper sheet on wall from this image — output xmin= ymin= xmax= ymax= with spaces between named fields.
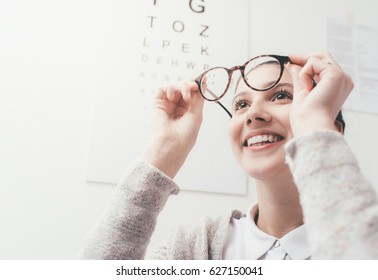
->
xmin=86 ymin=0 xmax=249 ymax=194
xmin=326 ymin=17 xmax=378 ymax=114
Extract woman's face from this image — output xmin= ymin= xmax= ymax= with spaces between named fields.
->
xmin=228 ymin=65 xmax=294 ymax=180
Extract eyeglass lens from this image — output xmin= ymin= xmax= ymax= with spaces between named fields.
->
xmin=199 ymin=56 xmax=282 ymax=102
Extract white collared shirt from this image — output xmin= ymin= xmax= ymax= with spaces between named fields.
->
xmin=222 ymin=204 xmax=311 ymax=260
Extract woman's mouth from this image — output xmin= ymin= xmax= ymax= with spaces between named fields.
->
xmin=243 ymin=134 xmax=284 ymax=147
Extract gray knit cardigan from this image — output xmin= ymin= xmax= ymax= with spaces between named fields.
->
xmin=77 ymin=131 xmax=378 ymax=259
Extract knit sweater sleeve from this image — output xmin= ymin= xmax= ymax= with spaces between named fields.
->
xmin=76 ymin=161 xmax=179 ymax=259
xmin=285 ymin=131 xmax=378 ymax=259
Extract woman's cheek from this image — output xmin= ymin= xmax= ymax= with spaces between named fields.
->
xmin=228 ymin=118 xmax=243 ymax=154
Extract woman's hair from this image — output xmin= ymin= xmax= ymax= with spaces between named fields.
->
xmin=336 ymin=111 xmax=346 ymax=133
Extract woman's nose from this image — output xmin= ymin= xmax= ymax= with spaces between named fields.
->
xmin=245 ymin=102 xmax=272 ymax=125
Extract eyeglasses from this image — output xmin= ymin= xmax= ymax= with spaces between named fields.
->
xmin=195 ymin=54 xmax=291 ymax=117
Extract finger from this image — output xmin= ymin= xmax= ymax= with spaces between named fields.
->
xmin=181 ymin=80 xmax=203 ymax=113
xmin=179 ymin=84 xmax=190 ymax=104
xmin=290 ymin=52 xmax=342 ymax=70
xmin=188 ymin=88 xmax=205 ymax=116
xmin=287 ymin=64 xmax=303 ymax=91
xmin=155 ymin=84 xmax=180 ymax=102
xmin=298 ymin=57 xmax=336 ymax=91
xmin=155 ymin=86 xmax=167 ymax=99
xmin=166 ymin=85 xmax=181 ymax=103
xmin=320 ymin=53 xmax=342 ymax=70
xmin=290 ymin=52 xmax=330 ymax=61
xmin=288 ymin=53 xmax=308 ymax=66
xmin=287 ymin=64 xmax=309 ymax=104
xmin=289 ymin=53 xmax=331 ymax=66
xmin=190 ymin=80 xmax=200 ymax=92
xmin=304 ymin=53 xmax=341 ymax=71
xmin=180 ymin=81 xmax=197 ymax=103
xmin=289 ymin=59 xmax=313 ymax=91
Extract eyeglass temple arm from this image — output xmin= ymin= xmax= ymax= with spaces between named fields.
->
xmin=205 ymin=88 xmax=232 ymax=118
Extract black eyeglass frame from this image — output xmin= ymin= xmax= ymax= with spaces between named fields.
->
xmin=194 ymin=54 xmax=291 ymax=118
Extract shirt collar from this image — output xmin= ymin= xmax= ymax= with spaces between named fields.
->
xmin=247 ymin=203 xmax=311 ymax=260
xmin=281 ymin=223 xmax=311 ymax=259
xmin=245 ymin=204 xmax=278 ymax=259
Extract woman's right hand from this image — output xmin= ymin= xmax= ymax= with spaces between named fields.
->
xmin=140 ymin=80 xmax=205 ymax=178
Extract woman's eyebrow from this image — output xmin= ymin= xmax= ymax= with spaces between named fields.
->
xmin=275 ymin=82 xmax=293 ymax=89
xmin=231 ymin=91 xmax=249 ymax=104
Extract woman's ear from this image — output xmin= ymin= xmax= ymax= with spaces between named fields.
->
xmin=335 ymin=120 xmax=344 ymax=134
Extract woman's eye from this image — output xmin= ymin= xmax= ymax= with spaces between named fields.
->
xmin=233 ymin=100 xmax=250 ymax=111
xmin=272 ymin=90 xmax=293 ymax=102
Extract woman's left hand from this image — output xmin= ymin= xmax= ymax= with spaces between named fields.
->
xmin=288 ymin=52 xmax=354 ymax=136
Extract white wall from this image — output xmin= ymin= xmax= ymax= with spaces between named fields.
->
xmin=0 ymin=0 xmax=377 ymax=259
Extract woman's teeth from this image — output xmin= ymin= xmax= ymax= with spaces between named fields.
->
xmin=246 ymin=134 xmax=284 ymax=147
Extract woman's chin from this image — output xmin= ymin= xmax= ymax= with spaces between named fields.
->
xmin=244 ymin=161 xmax=291 ymax=182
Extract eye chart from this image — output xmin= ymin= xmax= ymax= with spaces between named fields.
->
xmin=86 ymin=0 xmax=249 ymax=194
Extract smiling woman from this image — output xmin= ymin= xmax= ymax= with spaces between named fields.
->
xmin=77 ymin=52 xmax=376 ymax=260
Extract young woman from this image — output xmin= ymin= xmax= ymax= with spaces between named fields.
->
xmin=78 ymin=52 xmax=372 ymax=260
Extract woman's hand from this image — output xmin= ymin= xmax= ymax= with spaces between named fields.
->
xmin=288 ymin=53 xmax=354 ymax=136
xmin=140 ymin=80 xmax=204 ymax=178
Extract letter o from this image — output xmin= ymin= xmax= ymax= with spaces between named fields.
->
xmin=172 ymin=21 xmax=185 ymax=32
